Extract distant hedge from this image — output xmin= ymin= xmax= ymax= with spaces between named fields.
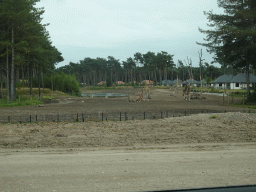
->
xmin=32 ymin=72 xmax=81 ymax=96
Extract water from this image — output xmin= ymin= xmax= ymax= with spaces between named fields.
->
xmin=82 ymin=93 xmax=127 ymax=97
xmin=202 ymin=93 xmax=228 ymax=96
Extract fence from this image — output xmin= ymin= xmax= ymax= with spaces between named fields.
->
xmin=221 ymin=93 xmax=248 ymax=106
xmin=0 ymin=108 xmax=255 ymax=124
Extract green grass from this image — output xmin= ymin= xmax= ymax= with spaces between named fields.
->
xmin=0 ymin=87 xmax=67 ymax=107
xmin=154 ymin=86 xmax=170 ymax=89
xmin=0 ymin=96 xmax=43 ymax=107
xmin=232 ymin=103 xmax=256 ymax=109
xmin=193 ymin=87 xmax=226 ymax=93
xmin=210 ymin=115 xmax=217 ymax=119
xmin=2 ymin=88 xmax=66 ymax=97
xmin=42 ymin=96 xmax=59 ymax=99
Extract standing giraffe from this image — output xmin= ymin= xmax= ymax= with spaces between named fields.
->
xmin=183 ymin=82 xmax=191 ymax=101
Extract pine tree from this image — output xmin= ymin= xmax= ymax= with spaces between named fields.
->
xmin=198 ymin=0 xmax=256 ymax=96
xmin=0 ymin=0 xmax=63 ymax=101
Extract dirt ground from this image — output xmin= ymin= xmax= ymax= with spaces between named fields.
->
xmin=1 ymin=88 xmax=256 ymax=191
xmin=1 ymin=143 xmax=256 ymax=192
xmin=0 ymin=112 xmax=255 ymax=149
xmin=0 ymin=88 xmax=252 ymax=118
xmin=0 ymin=88 xmax=255 ymax=149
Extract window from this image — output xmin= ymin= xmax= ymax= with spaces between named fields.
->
xmin=236 ymin=83 xmax=239 ymax=87
xmin=219 ymin=83 xmax=222 ymax=87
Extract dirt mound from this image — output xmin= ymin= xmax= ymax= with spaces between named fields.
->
xmin=1 ymin=112 xmax=255 ymax=149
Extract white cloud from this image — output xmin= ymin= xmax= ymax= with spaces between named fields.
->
xmin=35 ymin=0 xmax=225 ymax=67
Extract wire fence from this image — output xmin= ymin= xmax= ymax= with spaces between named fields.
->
xmin=1 ymin=108 xmax=255 ymax=124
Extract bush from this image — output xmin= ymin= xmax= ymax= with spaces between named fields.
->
xmin=246 ymin=85 xmax=256 ymax=104
xmin=31 ymin=72 xmax=81 ymax=96
xmin=106 ymin=77 xmax=111 ymax=87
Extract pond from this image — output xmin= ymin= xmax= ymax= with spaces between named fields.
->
xmin=82 ymin=93 xmax=127 ymax=97
xmin=202 ymin=93 xmax=228 ymax=96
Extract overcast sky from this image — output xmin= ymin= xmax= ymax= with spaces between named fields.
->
xmin=36 ymin=0 xmax=224 ymax=68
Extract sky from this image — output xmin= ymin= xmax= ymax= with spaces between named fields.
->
xmin=36 ymin=0 xmax=225 ymax=68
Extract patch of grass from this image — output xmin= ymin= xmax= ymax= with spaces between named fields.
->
xmin=154 ymin=86 xmax=170 ymax=89
xmin=1 ymin=88 xmax=66 ymax=97
xmin=210 ymin=115 xmax=217 ymax=119
xmin=42 ymin=96 xmax=59 ymax=99
xmin=0 ymin=87 xmax=67 ymax=107
xmin=0 ymin=96 xmax=43 ymax=107
xmin=233 ymin=103 xmax=256 ymax=109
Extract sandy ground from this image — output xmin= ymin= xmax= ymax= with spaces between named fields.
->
xmin=1 ymin=143 xmax=256 ymax=192
xmin=1 ymin=112 xmax=256 ymax=148
xmin=0 ymin=88 xmax=256 ymax=191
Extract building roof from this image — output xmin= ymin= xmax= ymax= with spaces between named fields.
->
xmin=213 ymin=74 xmax=234 ymax=83
xmin=212 ymin=73 xmax=256 ymax=83
xmin=182 ymin=79 xmax=200 ymax=84
xmin=161 ymin=80 xmax=182 ymax=85
xmin=230 ymin=73 xmax=256 ymax=83
xmin=162 ymin=80 xmax=173 ymax=84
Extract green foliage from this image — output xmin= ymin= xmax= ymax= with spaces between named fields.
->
xmin=0 ymin=96 xmax=43 ymax=107
xmin=32 ymin=72 xmax=81 ymax=96
xmin=198 ymin=0 xmax=256 ymax=74
xmin=16 ymin=81 xmax=23 ymax=89
xmin=0 ymin=0 xmax=63 ymax=101
xmin=154 ymin=86 xmax=170 ymax=89
xmin=210 ymin=115 xmax=217 ymax=119
xmin=42 ymin=96 xmax=58 ymax=99
xmin=204 ymin=76 xmax=213 ymax=84
xmin=106 ymin=77 xmax=111 ymax=87
xmin=246 ymin=85 xmax=256 ymax=104
xmin=228 ymin=91 xmax=246 ymax=97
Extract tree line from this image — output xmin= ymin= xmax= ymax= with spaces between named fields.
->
xmin=56 ymin=0 xmax=256 ymax=99
xmin=0 ymin=0 xmax=63 ymax=101
xmin=56 ymin=51 xmax=248 ymax=86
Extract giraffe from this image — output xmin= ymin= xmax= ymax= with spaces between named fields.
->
xmin=183 ymin=82 xmax=191 ymax=101
xmin=144 ymin=84 xmax=151 ymax=100
xmin=127 ymin=87 xmax=150 ymax=102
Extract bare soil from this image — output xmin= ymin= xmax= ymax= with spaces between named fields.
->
xmin=1 ymin=88 xmax=256 ymax=191
xmin=0 ymin=88 xmax=251 ymax=117
xmin=0 ymin=112 xmax=255 ymax=149
xmin=0 ymin=88 xmax=255 ymax=149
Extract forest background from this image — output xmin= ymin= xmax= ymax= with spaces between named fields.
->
xmin=0 ymin=0 xmax=256 ymax=103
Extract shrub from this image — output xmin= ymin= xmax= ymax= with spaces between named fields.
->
xmin=31 ymin=72 xmax=81 ymax=96
xmin=106 ymin=77 xmax=111 ymax=87
xmin=246 ymin=85 xmax=256 ymax=104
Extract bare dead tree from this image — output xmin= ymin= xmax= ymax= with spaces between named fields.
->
xmin=198 ymin=49 xmax=204 ymax=96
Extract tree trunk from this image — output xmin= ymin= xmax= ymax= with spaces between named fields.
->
xmin=0 ymin=66 xmax=3 ymax=99
xmin=164 ymin=66 xmax=167 ymax=80
xmin=246 ymin=61 xmax=250 ymax=97
xmin=22 ymin=66 xmax=24 ymax=95
xmin=51 ymin=73 xmax=53 ymax=90
xmin=154 ymin=70 xmax=157 ymax=85
xmin=11 ymin=26 xmax=15 ymax=101
xmin=159 ymin=69 xmax=162 ymax=85
xmin=41 ymin=67 xmax=44 ymax=89
xmin=183 ymin=69 xmax=184 ymax=81
xmin=38 ymin=67 xmax=41 ymax=99
xmin=30 ymin=68 xmax=33 ymax=96
xmin=6 ymin=46 xmax=9 ymax=104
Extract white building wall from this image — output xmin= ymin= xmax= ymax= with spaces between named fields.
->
xmin=230 ymin=83 xmax=253 ymax=90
